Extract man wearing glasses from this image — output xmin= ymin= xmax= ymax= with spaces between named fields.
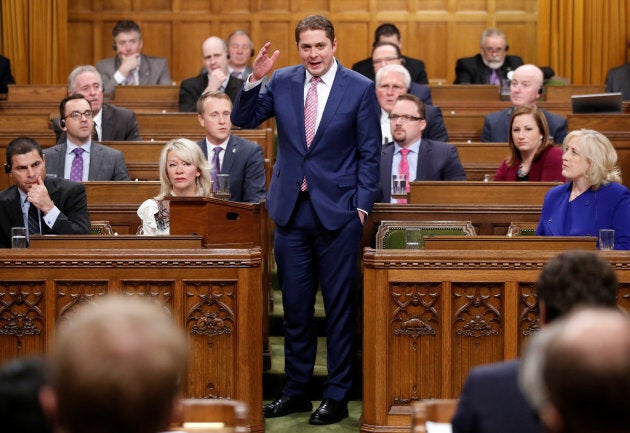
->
xmin=44 ymin=95 xmax=129 ymax=181
xmin=454 ymin=28 xmax=523 ymax=85
xmin=378 ymin=93 xmax=465 ymax=203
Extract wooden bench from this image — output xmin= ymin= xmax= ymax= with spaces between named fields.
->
xmin=544 ymin=84 xmax=606 ymax=101
xmin=0 ymin=113 xmax=56 ymax=153
xmin=452 ymin=142 xmax=508 ymax=180
xmin=443 ymin=113 xmax=486 ymax=142
xmin=110 ymin=85 xmax=179 ymax=113
xmin=0 ymin=84 xmax=66 ymax=114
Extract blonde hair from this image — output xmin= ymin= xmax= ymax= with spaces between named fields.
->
xmin=563 ymin=129 xmax=621 ymax=189
xmin=156 ymin=138 xmax=212 ymax=200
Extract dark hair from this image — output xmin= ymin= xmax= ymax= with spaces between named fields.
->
xmin=112 ymin=20 xmax=142 ymax=39
xmin=535 ymin=250 xmax=618 ymax=323
xmin=371 ymin=41 xmax=402 ymax=58
xmin=506 ymin=105 xmax=552 ymax=167
xmin=295 ymin=15 xmax=335 ymax=44
xmin=59 ymin=94 xmax=90 ymax=120
xmin=374 ymin=23 xmax=401 ymax=45
xmin=0 ymin=356 xmax=52 ymax=433
xmin=196 ymin=90 xmax=232 ymax=115
xmin=394 ymin=93 xmax=426 ymax=120
xmin=6 ymin=136 xmax=43 ymax=169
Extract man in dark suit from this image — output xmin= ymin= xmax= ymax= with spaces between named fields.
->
xmin=231 ymin=15 xmax=381 ymax=425
xmin=605 ymin=62 xmax=630 ymax=101
xmin=481 ymin=64 xmax=567 ymax=144
xmin=451 ymin=250 xmax=619 ymax=433
xmin=45 ymin=95 xmax=129 ymax=181
xmin=378 ymin=94 xmax=464 ymax=202
xmin=0 ymin=54 xmax=15 ymax=94
xmin=352 ymin=23 xmax=428 ymax=84
xmin=227 ymin=29 xmax=255 ymax=80
xmin=52 ymin=65 xmax=141 ymax=143
xmin=376 ymin=64 xmax=448 ymax=143
xmin=0 ymin=136 xmax=90 ymax=248
xmin=196 ymin=91 xmax=265 ymax=202
xmin=454 ymin=28 xmax=524 ymax=84
xmin=179 ymin=36 xmax=244 ymax=112
xmin=96 ymin=20 xmax=172 ymax=94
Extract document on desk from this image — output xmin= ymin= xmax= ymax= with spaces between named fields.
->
xmin=426 ymin=421 xmax=452 ymax=433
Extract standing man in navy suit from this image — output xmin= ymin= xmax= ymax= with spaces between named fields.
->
xmin=231 ymin=15 xmax=381 ymax=425
xmin=196 ymin=90 xmax=265 ymax=202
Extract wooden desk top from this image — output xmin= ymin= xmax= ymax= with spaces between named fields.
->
xmin=29 ymin=235 xmax=204 ymax=249
xmin=422 ymin=235 xmax=597 ymax=250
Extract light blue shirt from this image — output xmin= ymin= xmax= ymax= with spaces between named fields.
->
xmin=64 ymin=141 xmax=91 ymax=181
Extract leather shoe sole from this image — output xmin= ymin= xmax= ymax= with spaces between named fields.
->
xmin=308 ymin=398 xmax=349 ymax=425
xmin=263 ymin=395 xmax=312 ymax=418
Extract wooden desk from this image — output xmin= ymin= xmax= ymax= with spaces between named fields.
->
xmin=110 ymin=85 xmax=179 ymax=112
xmin=544 ymin=84 xmax=606 ymax=101
xmin=360 ymin=248 xmax=630 ymax=433
xmin=452 ymin=142 xmax=507 ymax=180
xmin=0 ymin=245 xmax=264 ymax=432
xmin=423 ymin=235 xmax=597 ymax=250
xmin=29 ymin=234 xmax=203 ymax=249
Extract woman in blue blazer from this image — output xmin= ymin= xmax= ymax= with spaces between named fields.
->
xmin=536 ymin=129 xmax=630 ymax=249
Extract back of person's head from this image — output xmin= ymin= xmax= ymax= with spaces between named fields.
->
xmin=5 ymin=136 xmax=43 ymax=169
xmin=562 ymin=129 xmax=622 ymax=188
xmin=51 ymin=295 xmax=187 ymax=433
xmin=112 ymin=20 xmax=142 ymax=38
xmin=157 ymin=137 xmax=212 ymax=199
xmin=67 ymin=65 xmax=103 ymax=94
xmin=0 ymin=357 xmax=51 ymax=433
xmin=374 ymin=23 xmax=400 ymax=45
xmin=535 ymin=250 xmax=618 ymax=323
xmin=294 ymin=15 xmax=335 ymax=44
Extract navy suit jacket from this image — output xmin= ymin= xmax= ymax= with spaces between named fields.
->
xmin=408 ymin=82 xmax=432 ymax=105
xmin=454 ymin=54 xmax=524 ymax=84
xmin=52 ymin=103 xmax=142 ymax=143
xmin=451 ymin=360 xmax=541 ymax=433
xmin=197 ymin=135 xmax=266 ymax=203
xmin=378 ymin=139 xmax=466 ymax=202
xmin=179 ymin=74 xmax=244 ymax=112
xmin=231 ymin=62 xmax=381 ymax=230
xmin=0 ymin=55 xmax=15 ymax=94
xmin=605 ymin=62 xmax=630 ymax=101
xmin=424 ymin=104 xmax=449 ymax=142
xmin=43 ymin=142 xmax=129 ymax=181
xmin=0 ymin=177 xmax=90 ymax=248
xmin=352 ymin=56 xmax=428 ymax=84
xmin=481 ymin=107 xmax=567 ymax=144
xmin=536 ymin=182 xmax=630 ymax=249
xmin=96 ymin=53 xmax=171 ymax=94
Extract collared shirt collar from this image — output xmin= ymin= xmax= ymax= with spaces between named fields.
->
xmin=305 ymin=58 xmax=338 ymax=87
xmin=394 ymin=139 xmax=421 ymax=155
xmin=66 ymin=140 xmax=91 ymax=154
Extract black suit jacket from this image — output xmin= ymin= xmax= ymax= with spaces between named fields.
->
xmin=0 ymin=177 xmax=90 ymax=248
xmin=197 ymin=135 xmax=266 ymax=203
xmin=454 ymin=54 xmax=524 ymax=84
xmin=352 ymin=55 xmax=428 ymax=84
xmin=451 ymin=360 xmax=541 ymax=433
xmin=52 ymin=103 xmax=142 ymax=143
xmin=0 ymin=55 xmax=15 ymax=94
xmin=605 ymin=62 xmax=630 ymax=101
xmin=179 ymin=73 xmax=244 ymax=112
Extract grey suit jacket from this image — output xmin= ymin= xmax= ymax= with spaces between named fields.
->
xmin=197 ymin=135 xmax=266 ymax=203
xmin=96 ymin=53 xmax=172 ymax=94
xmin=481 ymin=107 xmax=567 ymax=144
xmin=43 ymin=142 xmax=129 ymax=181
xmin=378 ymin=139 xmax=466 ymax=202
xmin=52 ymin=103 xmax=142 ymax=143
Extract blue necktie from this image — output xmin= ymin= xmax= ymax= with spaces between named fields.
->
xmin=28 ymin=202 xmax=40 ymax=235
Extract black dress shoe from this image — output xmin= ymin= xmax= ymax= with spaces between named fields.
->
xmin=308 ymin=398 xmax=349 ymax=425
xmin=263 ymin=395 xmax=312 ymax=418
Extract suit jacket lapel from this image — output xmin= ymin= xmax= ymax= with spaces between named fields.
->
xmin=8 ymin=187 xmax=25 ymax=228
xmin=88 ymin=144 xmax=100 ymax=181
xmin=546 ymin=185 xmax=571 ymax=235
xmin=222 ymin=136 xmax=237 ymax=173
xmin=139 ymin=54 xmax=151 ymax=83
xmin=100 ymin=105 xmax=114 ymax=141
xmin=310 ymin=64 xmax=346 ymax=151
xmin=292 ymin=71 xmax=307 ymax=151
xmin=381 ymin=144 xmax=395 ymax=202
xmin=416 ymin=141 xmax=432 ymax=179
xmin=48 ymin=143 xmax=67 ymax=178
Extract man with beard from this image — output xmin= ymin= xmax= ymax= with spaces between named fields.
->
xmin=454 ymin=28 xmax=523 ymax=85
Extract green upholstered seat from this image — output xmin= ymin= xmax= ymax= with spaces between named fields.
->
xmin=375 ymin=221 xmax=476 ymax=249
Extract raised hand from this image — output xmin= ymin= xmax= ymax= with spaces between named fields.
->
xmin=28 ymin=176 xmax=54 ymax=215
xmin=207 ymin=68 xmax=228 ymax=92
xmin=251 ymin=42 xmax=280 ymax=82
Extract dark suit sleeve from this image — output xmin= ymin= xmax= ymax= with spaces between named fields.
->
xmin=423 ymin=106 xmax=449 ymax=142
xmin=124 ymin=111 xmax=142 ymax=141
xmin=451 ymin=372 xmax=480 ymax=433
xmin=178 ymin=80 xmax=199 ymax=112
xmin=443 ymin=145 xmax=467 ymax=180
xmin=231 ymin=81 xmax=270 ymax=129
xmin=481 ymin=115 xmax=492 ymax=142
xmin=454 ymin=58 xmax=473 ymax=84
xmin=51 ymin=181 xmax=91 ymax=234
xmin=242 ymin=144 xmax=267 ymax=203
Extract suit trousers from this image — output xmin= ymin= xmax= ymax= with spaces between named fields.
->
xmin=274 ymin=194 xmax=363 ymax=402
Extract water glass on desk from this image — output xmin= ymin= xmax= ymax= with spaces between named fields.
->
xmin=599 ymin=229 xmax=615 ymax=250
xmin=392 ymin=174 xmax=407 ymax=195
xmin=11 ymin=227 xmax=27 ymax=248
xmin=214 ymin=174 xmax=231 ymax=199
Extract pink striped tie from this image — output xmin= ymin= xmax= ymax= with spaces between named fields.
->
xmin=301 ymin=76 xmax=320 ymax=191
xmin=397 ymin=148 xmax=410 ymax=203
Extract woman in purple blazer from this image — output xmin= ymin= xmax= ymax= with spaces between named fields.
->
xmin=494 ymin=105 xmax=564 ymax=181
xmin=536 ymin=129 xmax=630 ymax=249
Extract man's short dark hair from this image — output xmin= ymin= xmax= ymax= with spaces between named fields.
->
xmin=535 ymin=250 xmax=618 ymax=322
xmin=371 ymin=41 xmax=402 ymax=58
xmin=112 ymin=20 xmax=142 ymax=39
xmin=6 ymin=136 xmax=43 ymax=170
xmin=59 ymin=94 xmax=90 ymax=120
xmin=395 ymin=93 xmax=426 ymax=120
xmin=374 ymin=23 xmax=401 ymax=45
xmin=295 ymin=15 xmax=335 ymax=44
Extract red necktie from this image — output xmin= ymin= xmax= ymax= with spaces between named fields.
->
xmin=301 ymin=76 xmax=320 ymax=191
xmin=398 ymin=148 xmax=410 ymax=204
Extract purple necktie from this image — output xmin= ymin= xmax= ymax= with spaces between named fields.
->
xmin=301 ymin=76 xmax=320 ymax=191
xmin=70 ymin=148 xmax=84 ymax=182
xmin=489 ymin=69 xmax=499 ymax=85
xmin=211 ymin=147 xmax=222 ymax=192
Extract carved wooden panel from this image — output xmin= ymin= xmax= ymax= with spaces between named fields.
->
xmin=0 ymin=282 xmax=46 ymax=358
xmin=55 ymin=280 xmax=109 ymax=319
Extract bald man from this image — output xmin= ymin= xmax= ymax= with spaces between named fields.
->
xmin=179 ymin=36 xmax=244 ymax=112
xmin=481 ymin=64 xmax=567 ymax=144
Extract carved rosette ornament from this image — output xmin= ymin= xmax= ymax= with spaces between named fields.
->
xmin=0 ymin=283 xmax=44 ymax=348
xmin=453 ymin=283 xmax=502 ymax=337
xmin=519 ymin=283 xmax=540 ymax=336
xmin=391 ymin=282 xmax=439 ymax=339
xmin=186 ymin=281 xmax=235 ymax=337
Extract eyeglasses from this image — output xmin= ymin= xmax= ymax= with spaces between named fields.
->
xmin=373 ymin=57 xmax=400 ymax=66
xmin=389 ymin=114 xmax=422 ymax=123
xmin=65 ymin=110 xmax=93 ymax=120
xmin=482 ymin=46 xmax=506 ymax=55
